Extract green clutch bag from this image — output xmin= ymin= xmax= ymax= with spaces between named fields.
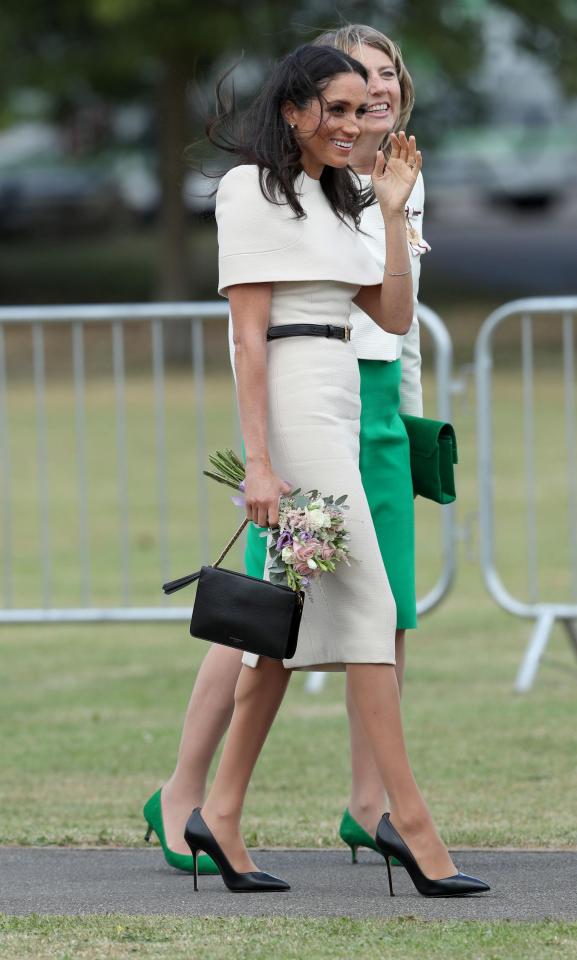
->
xmin=400 ymin=414 xmax=458 ymax=504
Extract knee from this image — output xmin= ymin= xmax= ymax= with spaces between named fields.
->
xmin=233 ymin=660 xmax=287 ymax=709
xmin=232 ymin=661 xmax=268 ymax=709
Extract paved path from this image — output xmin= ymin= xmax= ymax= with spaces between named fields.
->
xmin=2 ymin=848 xmax=576 ymax=920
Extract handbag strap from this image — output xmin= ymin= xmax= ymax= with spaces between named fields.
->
xmin=212 ymin=517 xmax=250 ymax=568
xmin=162 ymin=517 xmax=251 ymax=595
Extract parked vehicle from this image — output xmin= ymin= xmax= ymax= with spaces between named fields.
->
xmin=0 ymin=123 xmax=121 ymax=234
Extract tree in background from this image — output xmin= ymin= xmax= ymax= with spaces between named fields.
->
xmin=0 ymin=0 xmax=575 ymax=299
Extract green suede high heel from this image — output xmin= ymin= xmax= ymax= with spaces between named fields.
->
xmin=143 ymin=789 xmax=219 ymax=875
xmin=339 ymin=809 xmax=399 ymax=865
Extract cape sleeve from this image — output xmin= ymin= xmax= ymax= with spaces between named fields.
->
xmin=216 ymin=165 xmax=301 ymax=297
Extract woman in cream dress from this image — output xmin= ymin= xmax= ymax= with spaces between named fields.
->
xmin=146 ymin=26 xmax=426 ymax=875
xmin=181 ymin=44 xmax=489 ymax=897
xmin=242 ymin=25 xmax=429 ymax=860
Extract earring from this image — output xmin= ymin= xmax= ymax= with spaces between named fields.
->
xmin=289 ymin=123 xmax=296 ymax=129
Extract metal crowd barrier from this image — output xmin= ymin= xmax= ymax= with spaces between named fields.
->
xmin=0 ymin=303 xmax=220 ymax=623
xmin=475 ymin=297 xmax=577 ymax=692
xmin=0 ymin=301 xmax=456 ymax=625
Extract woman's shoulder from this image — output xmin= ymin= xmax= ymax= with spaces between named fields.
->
xmin=217 ymin=164 xmax=262 ymax=198
xmin=216 ymin=164 xmax=275 ymax=223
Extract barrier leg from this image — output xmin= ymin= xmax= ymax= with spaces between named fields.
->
xmin=514 ymin=609 xmax=556 ymax=693
xmin=562 ymin=618 xmax=577 ymax=658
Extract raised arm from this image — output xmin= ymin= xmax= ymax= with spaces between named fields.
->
xmin=353 ymin=132 xmax=422 ymax=336
xmin=229 ymin=282 xmax=291 ymax=528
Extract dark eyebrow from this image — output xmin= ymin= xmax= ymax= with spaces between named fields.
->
xmin=324 ymin=99 xmax=369 ymax=109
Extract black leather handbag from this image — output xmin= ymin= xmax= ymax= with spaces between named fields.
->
xmin=162 ymin=518 xmax=304 ymax=661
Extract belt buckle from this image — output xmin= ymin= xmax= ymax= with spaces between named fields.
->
xmin=344 ymin=325 xmax=350 ymax=342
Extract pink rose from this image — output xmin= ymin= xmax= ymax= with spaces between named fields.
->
xmin=321 ymin=543 xmax=335 ymax=560
xmin=295 ymin=560 xmax=312 ymax=575
xmin=293 ymin=540 xmax=319 ymax=563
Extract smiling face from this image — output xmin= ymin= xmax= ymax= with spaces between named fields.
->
xmin=359 ymin=44 xmax=401 ymax=137
xmin=283 ymin=72 xmax=369 ymax=179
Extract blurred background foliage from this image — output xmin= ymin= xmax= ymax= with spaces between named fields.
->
xmin=0 ymin=0 xmax=576 ymax=343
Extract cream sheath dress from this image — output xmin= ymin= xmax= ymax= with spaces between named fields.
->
xmin=217 ymin=164 xmax=397 ymax=670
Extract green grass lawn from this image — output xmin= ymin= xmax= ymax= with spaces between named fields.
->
xmin=1 ymin=367 xmax=576 ymax=850
xmin=2 ymin=579 xmax=576 ymax=850
xmin=1 ymin=917 xmax=577 ymax=960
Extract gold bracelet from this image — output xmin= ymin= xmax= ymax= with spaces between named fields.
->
xmin=385 ymin=266 xmax=411 ymax=277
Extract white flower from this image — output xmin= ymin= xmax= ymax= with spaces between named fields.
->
xmin=307 ymin=509 xmax=326 ymax=530
xmin=281 ymin=546 xmax=294 ymax=562
xmin=308 ymin=498 xmax=324 ymax=511
xmin=307 ymin=559 xmax=318 ymax=569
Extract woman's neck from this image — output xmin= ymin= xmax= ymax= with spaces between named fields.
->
xmin=300 ymin=157 xmax=323 ymax=181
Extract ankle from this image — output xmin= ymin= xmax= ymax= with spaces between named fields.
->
xmin=163 ymin=776 xmax=203 ymax=809
xmin=390 ymin=806 xmax=434 ymax=837
xmin=349 ymin=797 xmax=386 ymax=835
xmin=350 ymin=796 xmax=386 ymax=819
xmin=201 ymin=803 xmax=242 ymax=827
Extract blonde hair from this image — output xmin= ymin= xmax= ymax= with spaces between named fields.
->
xmin=315 ymin=24 xmax=415 ymax=160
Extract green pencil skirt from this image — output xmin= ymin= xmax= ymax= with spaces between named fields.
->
xmin=244 ymin=358 xmax=417 ymax=631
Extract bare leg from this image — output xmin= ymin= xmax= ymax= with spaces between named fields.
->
xmin=347 ymin=661 xmax=455 ymax=880
xmin=394 ymin=628 xmax=406 ymax=694
xmin=346 ymin=629 xmax=405 ymax=836
xmin=161 ymin=644 xmax=242 ymax=854
xmin=201 ymin=657 xmax=291 ymax=872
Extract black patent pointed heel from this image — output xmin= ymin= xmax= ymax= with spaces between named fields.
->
xmin=184 ymin=808 xmax=290 ymax=893
xmin=144 ymin=824 xmax=153 ymax=842
xmin=384 ymin=854 xmax=394 ymax=896
xmin=192 ymin=849 xmax=198 ymax=892
xmin=375 ymin=813 xmax=490 ymax=898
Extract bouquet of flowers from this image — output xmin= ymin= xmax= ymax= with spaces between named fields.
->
xmin=204 ymin=449 xmax=351 ymax=593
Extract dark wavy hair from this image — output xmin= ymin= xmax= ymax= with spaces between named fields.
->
xmin=207 ymin=44 xmax=369 ymax=226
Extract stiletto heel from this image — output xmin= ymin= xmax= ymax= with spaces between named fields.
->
xmin=375 ymin=813 xmax=490 ymax=898
xmin=384 ymin=855 xmax=394 ymax=897
xmin=192 ymin=849 xmax=198 ymax=892
xmin=142 ymin=789 xmax=220 ymax=875
xmin=184 ymin=808 xmax=290 ymax=893
xmin=350 ymin=845 xmax=358 ymax=864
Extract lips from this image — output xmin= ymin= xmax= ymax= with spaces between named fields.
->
xmin=367 ymin=102 xmax=391 ymax=114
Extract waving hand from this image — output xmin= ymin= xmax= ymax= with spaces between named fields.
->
xmin=371 ymin=132 xmax=422 ymax=219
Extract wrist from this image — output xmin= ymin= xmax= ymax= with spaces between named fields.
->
xmin=384 ymin=265 xmax=411 ymax=277
xmin=246 ymin=452 xmax=271 ymax=467
xmin=380 ymin=208 xmax=406 ymax=224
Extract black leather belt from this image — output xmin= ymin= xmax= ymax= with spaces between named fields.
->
xmin=267 ymin=323 xmax=350 ymax=342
